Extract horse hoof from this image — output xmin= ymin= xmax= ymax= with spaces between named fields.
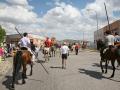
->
xmin=102 ymin=70 xmax=104 ymax=73
xmin=11 ymin=85 xmax=15 ymax=90
xmin=110 ymin=75 xmax=114 ymax=78
xmin=22 ymin=81 xmax=26 ymax=84
xmin=105 ymin=71 xmax=107 ymax=74
xmin=30 ymin=73 xmax=32 ymax=76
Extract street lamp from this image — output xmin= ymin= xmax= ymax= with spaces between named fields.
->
xmin=87 ymin=9 xmax=99 ymax=40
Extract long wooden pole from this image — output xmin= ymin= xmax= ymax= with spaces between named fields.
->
xmin=104 ymin=2 xmax=111 ymax=31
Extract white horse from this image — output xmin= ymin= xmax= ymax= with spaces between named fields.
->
xmin=43 ymin=47 xmax=50 ymax=62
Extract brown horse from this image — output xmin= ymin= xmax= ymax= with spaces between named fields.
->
xmin=100 ymin=47 xmax=120 ymax=78
xmin=12 ymin=48 xmax=33 ymax=89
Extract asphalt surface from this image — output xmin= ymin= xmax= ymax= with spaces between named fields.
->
xmin=0 ymin=49 xmax=120 ymax=90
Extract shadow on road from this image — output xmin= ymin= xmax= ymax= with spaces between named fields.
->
xmin=2 ymin=73 xmax=22 ymax=90
xmin=106 ymin=78 xmax=120 ymax=82
xmin=78 ymin=68 xmax=105 ymax=80
xmin=92 ymin=63 xmax=113 ymax=70
xmin=2 ymin=75 xmax=13 ymax=90
xmin=50 ymin=66 xmax=62 ymax=69
xmin=78 ymin=68 xmax=120 ymax=82
xmin=28 ymin=78 xmax=44 ymax=83
xmin=36 ymin=60 xmax=45 ymax=63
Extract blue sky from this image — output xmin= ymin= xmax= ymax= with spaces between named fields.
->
xmin=29 ymin=0 xmax=95 ymax=16
xmin=0 ymin=0 xmax=120 ymax=41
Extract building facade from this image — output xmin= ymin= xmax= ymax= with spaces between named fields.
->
xmin=94 ymin=20 xmax=120 ymax=42
xmin=6 ymin=34 xmax=45 ymax=47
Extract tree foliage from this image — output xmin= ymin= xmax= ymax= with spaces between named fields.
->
xmin=0 ymin=25 xmax=6 ymax=44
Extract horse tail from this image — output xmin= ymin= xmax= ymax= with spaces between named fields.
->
xmin=13 ymin=51 xmax=23 ymax=74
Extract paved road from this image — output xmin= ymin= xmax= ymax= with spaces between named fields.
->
xmin=0 ymin=50 xmax=120 ymax=90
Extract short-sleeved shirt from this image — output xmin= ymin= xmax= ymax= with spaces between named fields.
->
xmin=19 ymin=37 xmax=30 ymax=48
xmin=60 ymin=45 xmax=69 ymax=54
xmin=114 ymin=35 xmax=120 ymax=43
xmin=44 ymin=40 xmax=51 ymax=47
xmin=105 ymin=35 xmax=115 ymax=46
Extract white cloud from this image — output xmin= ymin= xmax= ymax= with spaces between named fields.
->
xmin=0 ymin=0 xmax=120 ymax=41
xmin=0 ymin=0 xmax=38 ymax=24
xmin=38 ymin=2 xmax=85 ymax=40
xmin=82 ymin=0 xmax=120 ymax=25
xmin=0 ymin=5 xmax=38 ymax=24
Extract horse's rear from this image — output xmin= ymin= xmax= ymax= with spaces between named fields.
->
xmin=12 ymin=50 xmax=33 ymax=89
xmin=22 ymin=50 xmax=32 ymax=64
xmin=43 ymin=47 xmax=50 ymax=62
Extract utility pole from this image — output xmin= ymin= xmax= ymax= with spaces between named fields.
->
xmin=104 ymin=2 xmax=111 ymax=31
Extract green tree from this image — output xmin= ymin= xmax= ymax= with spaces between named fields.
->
xmin=0 ymin=25 xmax=6 ymax=45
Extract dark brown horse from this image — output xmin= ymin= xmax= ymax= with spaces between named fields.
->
xmin=100 ymin=46 xmax=120 ymax=78
xmin=12 ymin=48 xmax=33 ymax=89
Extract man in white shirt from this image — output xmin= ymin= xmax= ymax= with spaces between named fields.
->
xmin=60 ymin=42 xmax=69 ymax=69
xmin=19 ymin=33 xmax=35 ymax=62
xmin=105 ymin=31 xmax=115 ymax=48
xmin=19 ymin=32 xmax=31 ymax=50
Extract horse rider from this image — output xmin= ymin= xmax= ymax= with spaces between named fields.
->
xmin=18 ymin=32 xmax=35 ymax=61
xmin=114 ymin=32 xmax=120 ymax=66
xmin=114 ymin=32 xmax=120 ymax=47
xmin=44 ymin=37 xmax=52 ymax=56
xmin=102 ymin=31 xmax=115 ymax=57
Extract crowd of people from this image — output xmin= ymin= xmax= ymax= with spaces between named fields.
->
xmin=0 ymin=32 xmax=86 ymax=69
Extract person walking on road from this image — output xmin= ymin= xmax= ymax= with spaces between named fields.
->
xmin=75 ymin=43 xmax=79 ymax=55
xmin=60 ymin=42 xmax=69 ymax=69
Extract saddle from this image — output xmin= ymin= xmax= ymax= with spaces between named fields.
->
xmin=20 ymin=47 xmax=28 ymax=50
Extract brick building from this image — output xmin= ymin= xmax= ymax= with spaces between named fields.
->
xmin=94 ymin=20 xmax=120 ymax=42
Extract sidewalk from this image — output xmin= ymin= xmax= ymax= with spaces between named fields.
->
xmin=0 ymin=57 xmax=13 ymax=80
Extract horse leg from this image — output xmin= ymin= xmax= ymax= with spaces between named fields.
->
xmin=54 ymin=51 xmax=55 ymax=57
xmin=100 ymin=60 xmax=104 ymax=73
xmin=11 ymin=71 xmax=16 ymax=89
xmin=110 ymin=60 xmax=115 ymax=78
xmin=105 ymin=60 xmax=108 ymax=73
xmin=44 ymin=53 xmax=47 ymax=62
xmin=51 ymin=51 xmax=53 ymax=57
xmin=49 ymin=52 xmax=51 ymax=57
xmin=117 ymin=58 xmax=120 ymax=67
xmin=48 ymin=53 xmax=49 ymax=61
xmin=30 ymin=62 xmax=33 ymax=76
xmin=12 ymin=57 xmax=17 ymax=89
xmin=22 ymin=63 xmax=27 ymax=84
